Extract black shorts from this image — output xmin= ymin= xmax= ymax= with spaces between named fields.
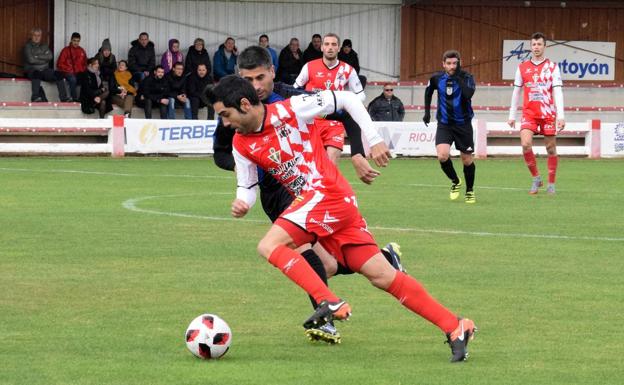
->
xmin=260 ymin=178 xmax=294 ymax=223
xmin=435 ymin=122 xmax=474 ymax=154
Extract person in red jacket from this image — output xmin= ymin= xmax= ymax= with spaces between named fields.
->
xmin=56 ymin=32 xmax=87 ymax=102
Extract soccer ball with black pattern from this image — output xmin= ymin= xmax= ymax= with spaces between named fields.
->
xmin=185 ymin=314 xmax=232 ymax=359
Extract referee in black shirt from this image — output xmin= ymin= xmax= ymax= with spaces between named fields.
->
xmin=423 ymin=50 xmax=477 ymax=204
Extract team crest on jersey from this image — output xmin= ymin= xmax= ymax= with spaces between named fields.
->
xmin=274 ymin=120 xmax=290 ymax=138
xmin=532 ymin=73 xmax=539 ymax=83
xmin=446 ymin=84 xmax=453 ymax=96
xmin=324 ymin=80 xmax=332 ymax=90
xmin=268 ymin=147 xmax=281 ymax=164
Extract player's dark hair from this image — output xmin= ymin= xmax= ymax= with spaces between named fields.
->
xmin=312 ymin=34 xmax=322 ymax=40
xmin=208 ymin=75 xmax=260 ymax=113
xmin=323 ymin=32 xmax=340 ymax=45
xmin=173 ymin=61 xmax=184 ymax=68
xmin=442 ymin=50 xmax=461 ymax=61
xmin=238 ymin=45 xmax=273 ymax=70
xmin=259 ymin=34 xmax=269 ymax=41
xmin=87 ymin=57 xmax=98 ymax=66
xmin=154 ymin=65 xmax=164 ymax=72
xmin=531 ymin=32 xmax=546 ymax=42
xmin=139 ymin=32 xmax=149 ymax=38
xmin=71 ymin=32 xmax=81 ymax=40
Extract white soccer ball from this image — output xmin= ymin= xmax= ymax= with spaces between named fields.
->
xmin=185 ymin=314 xmax=232 ymax=359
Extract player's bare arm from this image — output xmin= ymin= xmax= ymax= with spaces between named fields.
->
xmin=351 ymin=153 xmax=381 ymax=184
xmin=231 ymin=199 xmax=250 ymax=218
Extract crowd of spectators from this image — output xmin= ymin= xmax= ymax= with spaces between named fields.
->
xmin=22 ymin=29 xmax=404 ymax=121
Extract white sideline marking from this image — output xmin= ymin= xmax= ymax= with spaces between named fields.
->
xmin=122 ymin=194 xmax=624 ymax=242
xmin=0 ymin=167 xmax=233 ymax=179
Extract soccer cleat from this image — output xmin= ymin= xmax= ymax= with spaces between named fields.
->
xmin=450 ymin=179 xmax=462 ymax=200
xmin=305 ymin=322 xmax=342 ymax=344
xmin=302 ymin=299 xmax=351 ymax=329
xmin=529 ymin=176 xmax=543 ymax=195
xmin=382 ymin=242 xmax=406 ymax=273
xmin=446 ymin=318 xmax=477 ymax=362
xmin=547 ymin=183 xmax=556 ymax=195
xmin=464 ymin=191 xmax=476 ymax=204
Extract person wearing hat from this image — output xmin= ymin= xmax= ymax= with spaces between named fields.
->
xmin=338 ymin=39 xmax=360 ymax=74
xmin=95 ymin=38 xmax=117 ymax=82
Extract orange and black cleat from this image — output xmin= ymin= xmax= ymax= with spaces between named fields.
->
xmin=303 ymin=299 xmax=351 ymax=329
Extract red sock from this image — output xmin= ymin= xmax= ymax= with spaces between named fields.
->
xmin=268 ymin=245 xmax=339 ymax=304
xmin=387 ymin=271 xmax=459 ymax=334
xmin=547 ymin=155 xmax=558 ymax=184
xmin=523 ymin=150 xmax=539 ymax=177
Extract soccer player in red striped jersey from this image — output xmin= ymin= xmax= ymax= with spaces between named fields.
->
xmin=294 ymin=33 xmax=365 ymax=164
xmin=508 ymin=32 xmax=565 ymax=195
xmin=209 ymin=75 xmax=477 ymax=362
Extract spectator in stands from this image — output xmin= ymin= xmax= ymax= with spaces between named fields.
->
xmin=161 ymin=38 xmax=184 ymax=74
xmin=112 ymin=60 xmax=136 ymax=117
xmin=339 ymin=38 xmax=367 ymax=89
xmin=166 ymin=62 xmax=191 ymax=119
xmin=338 ymin=39 xmax=360 ymax=74
xmin=128 ymin=32 xmax=156 ymax=83
xmin=185 ymin=38 xmax=212 ymax=76
xmin=259 ymin=34 xmax=279 ymax=72
xmin=78 ymin=57 xmax=112 ymax=118
xmin=186 ymin=63 xmax=214 ymax=120
xmin=367 ymin=84 xmax=405 ymax=122
xmin=213 ymin=37 xmax=237 ymax=81
xmin=302 ymin=34 xmax=322 ymax=63
xmin=142 ymin=65 xmax=169 ymax=119
xmin=95 ymin=38 xmax=117 ymax=82
xmin=23 ymin=27 xmax=69 ymax=102
xmin=56 ymin=32 xmax=87 ymax=102
xmin=276 ymin=37 xmax=303 ymax=85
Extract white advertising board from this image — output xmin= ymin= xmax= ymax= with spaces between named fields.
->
xmin=601 ymin=122 xmax=624 ymax=158
xmin=502 ymin=40 xmax=616 ymax=81
xmin=375 ymin=121 xmax=441 ymax=156
xmin=125 ymin=119 xmax=217 ymax=154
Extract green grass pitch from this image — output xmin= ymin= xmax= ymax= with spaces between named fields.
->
xmin=1 ymin=156 xmax=623 ymax=385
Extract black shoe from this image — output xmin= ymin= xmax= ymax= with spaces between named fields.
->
xmin=382 ymin=242 xmax=405 ymax=272
xmin=31 ymin=97 xmax=44 ymax=102
xmin=302 ymin=299 xmax=351 ymax=329
xmin=446 ymin=318 xmax=477 ymax=362
xmin=62 ymin=98 xmax=73 ymax=103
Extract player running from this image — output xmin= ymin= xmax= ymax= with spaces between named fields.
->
xmin=508 ymin=32 xmax=565 ymax=195
xmin=423 ymin=50 xmax=477 ymax=203
xmin=210 ymin=75 xmax=477 ymax=362
xmin=212 ymin=46 xmax=404 ymax=344
xmin=294 ymin=33 xmax=365 ymax=164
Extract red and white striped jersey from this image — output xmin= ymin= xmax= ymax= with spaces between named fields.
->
xmin=233 ymin=92 xmax=354 ymax=200
xmin=514 ymin=59 xmax=563 ymax=119
xmin=295 ymin=58 xmax=364 ymax=97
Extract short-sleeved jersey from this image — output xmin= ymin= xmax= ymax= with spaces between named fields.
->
xmin=514 ymin=59 xmax=563 ymax=120
xmin=233 ymin=92 xmax=354 ymax=198
xmin=295 ymin=58 xmax=364 ymax=96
